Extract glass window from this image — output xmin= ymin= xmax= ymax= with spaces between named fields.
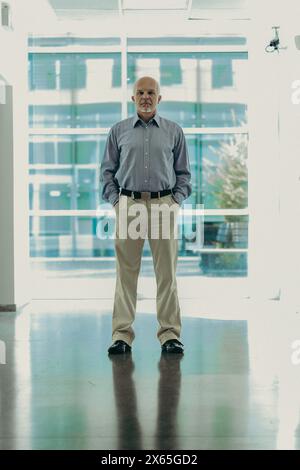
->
xmin=127 ymin=37 xmax=247 ymax=46
xmin=29 ymin=169 xmax=72 ymax=210
xmin=29 ymin=53 xmax=122 ymax=128
xmin=30 ymin=215 xmax=115 ymax=258
xmin=29 ymin=213 xmax=247 ymax=278
xmin=186 ymin=133 xmax=248 ymax=209
xmin=29 ymin=37 xmax=249 ymax=279
xmin=29 ymin=134 xmax=107 ymax=164
xmin=127 ymin=52 xmax=248 ymax=127
xmin=28 ymin=36 xmax=121 ymax=47
xmin=29 ymin=134 xmax=107 ymax=211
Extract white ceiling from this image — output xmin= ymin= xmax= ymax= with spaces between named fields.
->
xmin=47 ymin=0 xmax=249 ymax=20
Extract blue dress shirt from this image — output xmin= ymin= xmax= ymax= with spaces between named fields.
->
xmin=100 ymin=112 xmax=192 ymax=206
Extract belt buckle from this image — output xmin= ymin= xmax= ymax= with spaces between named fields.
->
xmin=141 ymin=191 xmax=151 ymax=200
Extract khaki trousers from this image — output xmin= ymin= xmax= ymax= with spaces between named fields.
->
xmin=112 ymin=194 xmax=181 ymax=346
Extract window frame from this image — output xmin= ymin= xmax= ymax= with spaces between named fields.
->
xmin=28 ymin=39 xmax=249 ymax=256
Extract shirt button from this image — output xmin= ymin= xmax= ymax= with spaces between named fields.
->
xmin=145 ymin=166 xmax=147 ymax=168
xmin=145 ymin=180 xmax=147 ymax=182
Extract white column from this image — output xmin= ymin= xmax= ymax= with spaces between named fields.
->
xmin=0 ymin=1 xmax=31 ymax=310
xmin=248 ymin=0 xmax=300 ymax=304
xmin=274 ymin=1 xmax=300 ymax=309
xmin=247 ymin=1 xmax=286 ymax=299
xmin=0 ymin=83 xmax=15 ymax=309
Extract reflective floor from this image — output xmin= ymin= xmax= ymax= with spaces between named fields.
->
xmin=1 ymin=299 xmax=300 ymax=450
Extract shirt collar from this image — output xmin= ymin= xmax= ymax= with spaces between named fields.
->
xmin=132 ymin=112 xmax=160 ymax=128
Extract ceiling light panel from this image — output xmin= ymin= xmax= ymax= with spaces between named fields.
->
xmin=123 ymin=0 xmax=188 ymax=10
xmin=191 ymin=0 xmax=248 ymax=8
xmin=49 ymin=0 xmax=119 ymax=11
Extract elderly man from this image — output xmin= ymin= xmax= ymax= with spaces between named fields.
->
xmin=100 ymin=76 xmax=191 ymax=355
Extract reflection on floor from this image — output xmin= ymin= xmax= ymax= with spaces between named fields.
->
xmin=0 ymin=300 xmax=300 ymax=450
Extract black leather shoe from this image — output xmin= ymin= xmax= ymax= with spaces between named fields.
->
xmin=161 ymin=339 xmax=184 ymax=354
xmin=108 ymin=340 xmax=131 ymax=355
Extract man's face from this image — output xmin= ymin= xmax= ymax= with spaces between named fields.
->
xmin=132 ymin=78 xmax=161 ymax=116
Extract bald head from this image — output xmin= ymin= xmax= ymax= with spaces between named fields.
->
xmin=132 ymin=76 xmax=161 ymax=120
xmin=133 ymin=76 xmax=160 ymax=95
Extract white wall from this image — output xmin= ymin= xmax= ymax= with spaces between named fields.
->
xmin=0 ymin=0 xmax=30 ymax=309
xmin=247 ymin=3 xmax=281 ymax=299
xmin=247 ymin=0 xmax=300 ymax=303
xmin=274 ymin=1 xmax=300 ymax=309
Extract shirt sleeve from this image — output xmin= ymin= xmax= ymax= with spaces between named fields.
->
xmin=100 ymin=127 xmax=120 ymax=206
xmin=172 ymin=127 xmax=192 ymax=206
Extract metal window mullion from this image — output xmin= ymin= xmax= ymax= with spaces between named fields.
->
xmin=184 ymin=127 xmax=248 ymax=134
xmin=28 ymin=128 xmax=111 ymax=135
xmin=28 ymin=127 xmax=248 ymax=135
xmin=121 ymin=30 xmax=128 ymax=120
xmin=95 ymin=137 xmax=101 ymax=214
xmin=28 ymin=46 xmax=122 ymax=54
xmin=127 ymin=46 xmax=248 ymax=53
xmin=31 ymin=252 xmax=247 ymax=262
xmin=29 ymin=164 xmax=99 ymax=171
xmin=70 ymin=135 xmax=78 ymax=257
xmin=29 ymin=209 xmax=249 ymax=217
xmin=28 ymin=46 xmax=247 ymax=54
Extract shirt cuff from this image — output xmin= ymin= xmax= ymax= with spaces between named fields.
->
xmin=171 ymin=192 xmax=184 ymax=206
xmin=109 ymin=193 xmax=120 ymax=206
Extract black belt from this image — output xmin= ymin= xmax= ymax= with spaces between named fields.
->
xmin=120 ymin=188 xmax=172 ymax=199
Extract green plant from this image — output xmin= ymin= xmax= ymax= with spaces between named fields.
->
xmin=204 ymin=133 xmax=248 ymax=222
xmin=203 ymin=128 xmax=248 ymax=255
